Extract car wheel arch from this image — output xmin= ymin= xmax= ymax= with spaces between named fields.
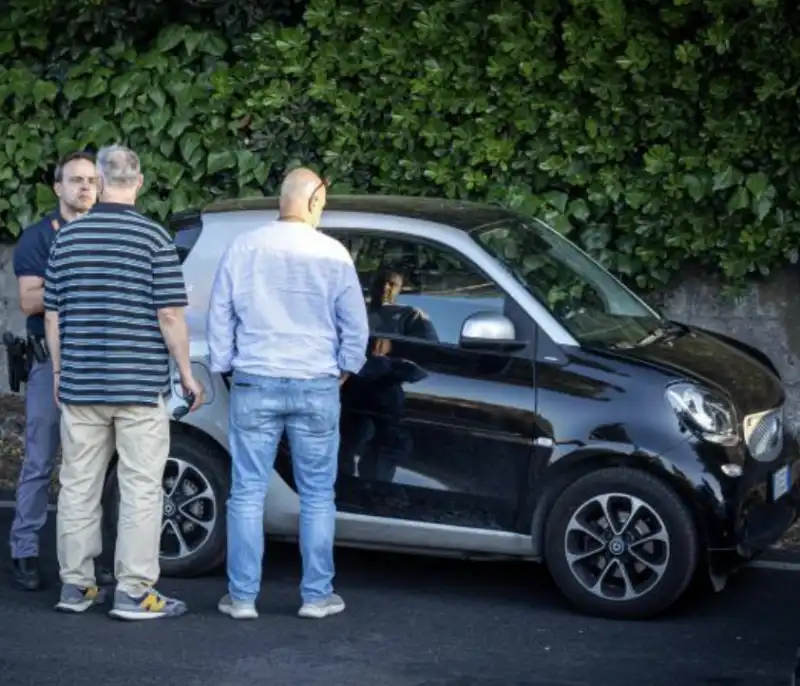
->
xmin=528 ymin=451 xmax=709 ymax=561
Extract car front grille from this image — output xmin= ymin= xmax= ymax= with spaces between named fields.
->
xmin=743 ymin=406 xmax=784 ymax=463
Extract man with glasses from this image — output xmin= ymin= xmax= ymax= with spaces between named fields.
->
xmin=8 ymin=151 xmax=114 ymax=591
xmin=207 ymin=167 xmax=369 ymax=620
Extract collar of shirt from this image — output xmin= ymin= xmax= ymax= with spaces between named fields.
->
xmin=92 ymin=202 xmax=135 ymax=213
xmin=276 ymin=218 xmax=316 ymax=230
xmin=48 ymin=211 xmax=65 ymax=230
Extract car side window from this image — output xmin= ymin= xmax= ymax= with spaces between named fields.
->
xmin=347 ymin=233 xmax=507 ymax=347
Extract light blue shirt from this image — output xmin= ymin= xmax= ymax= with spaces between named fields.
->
xmin=206 ymin=220 xmax=369 ymax=379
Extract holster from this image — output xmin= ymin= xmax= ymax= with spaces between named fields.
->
xmin=2 ymin=332 xmax=33 ymax=392
xmin=27 ymin=334 xmax=49 ymax=364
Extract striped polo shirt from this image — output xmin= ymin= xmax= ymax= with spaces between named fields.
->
xmin=43 ymin=202 xmax=188 ymax=406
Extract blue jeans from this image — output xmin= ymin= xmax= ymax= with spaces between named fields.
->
xmin=226 ymin=371 xmax=341 ymax=604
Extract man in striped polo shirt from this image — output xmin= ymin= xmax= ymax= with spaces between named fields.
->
xmin=43 ymin=144 xmax=204 ymax=620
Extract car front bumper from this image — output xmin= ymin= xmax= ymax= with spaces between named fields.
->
xmin=701 ymin=429 xmax=800 ymax=576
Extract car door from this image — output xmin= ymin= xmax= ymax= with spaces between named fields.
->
xmin=330 ymin=229 xmax=539 ymax=534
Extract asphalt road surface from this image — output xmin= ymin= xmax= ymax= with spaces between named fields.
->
xmin=0 ymin=507 xmax=798 ymax=686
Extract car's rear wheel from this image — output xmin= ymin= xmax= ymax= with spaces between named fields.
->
xmin=543 ymin=466 xmax=699 ymax=620
xmin=102 ymin=431 xmax=230 ymax=578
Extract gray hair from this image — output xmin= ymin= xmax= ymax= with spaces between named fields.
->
xmin=97 ymin=144 xmax=141 ymax=188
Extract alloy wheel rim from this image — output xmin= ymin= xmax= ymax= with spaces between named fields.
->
xmin=160 ymin=457 xmax=217 ymax=560
xmin=563 ymin=492 xmax=670 ymax=601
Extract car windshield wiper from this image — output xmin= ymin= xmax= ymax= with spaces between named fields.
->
xmin=632 ymin=321 xmax=686 ymax=347
xmin=607 ymin=321 xmax=687 ymax=350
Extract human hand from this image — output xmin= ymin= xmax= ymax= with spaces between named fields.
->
xmin=181 ymin=375 xmax=205 ymax=411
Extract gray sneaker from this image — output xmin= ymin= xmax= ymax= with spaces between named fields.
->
xmin=108 ymin=587 xmax=188 ymax=621
xmin=298 ymin=593 xmax=345 ymax=619
xmin=218 ymin=593 xmax=258 ymax=620
xmin=54 ymin=583 xmax=107 ymax=613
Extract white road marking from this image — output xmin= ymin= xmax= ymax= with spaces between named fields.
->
xmin=748 ymin=559 xmax=800 ymax=572
xmin=1 ymin=498 xmax=800 ymax=570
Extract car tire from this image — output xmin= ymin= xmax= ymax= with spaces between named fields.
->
xmin=543 ymin=466 xmax=699 ymax=620
xmin=102 ymin=431 xmax=230 ymax=578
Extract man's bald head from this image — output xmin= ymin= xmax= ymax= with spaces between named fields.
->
xmin=279 ymin=167 xmax=328 ymax=227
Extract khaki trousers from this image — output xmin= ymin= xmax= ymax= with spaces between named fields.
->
xmin=57 ymin=396 xmax=169 ymax=595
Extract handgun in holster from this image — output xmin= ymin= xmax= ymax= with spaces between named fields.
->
xmin=2 ymin=332 xmax=32 ymax=393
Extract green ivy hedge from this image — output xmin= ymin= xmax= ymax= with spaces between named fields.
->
xmin=2 ymin=0 xmax=800 ymax=291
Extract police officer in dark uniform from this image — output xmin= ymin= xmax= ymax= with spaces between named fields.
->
xmin=8 ymin=151 xmax=113 ymax=590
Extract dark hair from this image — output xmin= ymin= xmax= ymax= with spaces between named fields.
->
xmin=54 ymin=151 xmax=95 ymax=183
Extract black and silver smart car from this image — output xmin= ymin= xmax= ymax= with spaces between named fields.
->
xmin=103 ymin=195 xmax=800 ymax=620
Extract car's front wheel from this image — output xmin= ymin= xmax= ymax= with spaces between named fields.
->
xmin=102 ymin=431 xmax=230 ymax=578
xmin=543 ymin=466 xmax=699 ymax=620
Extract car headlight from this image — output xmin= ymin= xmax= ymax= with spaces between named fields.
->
xmin=665 ymin=382 xmax=739 ymax=446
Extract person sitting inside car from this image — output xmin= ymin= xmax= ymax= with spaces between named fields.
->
xmin=338 ymin=266 xmax=431 ymax=478
xmin=367 ymin=266 xmax=439 ymax=347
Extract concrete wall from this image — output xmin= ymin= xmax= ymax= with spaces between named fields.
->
xmin=0 ymin=245 xmax=28 ymax=386
xmin=654 ymin=265 xmax=800 ymax=432
xmin=0 ymin=242 xmax=797 ymax=430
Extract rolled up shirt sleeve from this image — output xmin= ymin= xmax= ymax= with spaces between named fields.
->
xmin=14 ymin=225 xmax=50 ymax=279
xmin=334 ymin=257 xmax=369 ymax=375
xmin=152 ymin=243 xmax=189 ymax=308
xmin=207 ymin=245 xmax=236 ymax=374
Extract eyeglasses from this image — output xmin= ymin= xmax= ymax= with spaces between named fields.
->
xmin=308 ymin=176 xmax=331 ymax=213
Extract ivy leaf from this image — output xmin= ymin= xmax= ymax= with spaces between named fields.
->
xmin=207 ymin=150 xmax=237 ymax=175
xmin=682 ymin=174 xmax=706 ymax=202
xmin=727 ymin=186 xmax=750 ymax=212
xmin=551 ymin=214 xmax=573 ymax=235
xmin=160 ymin=162 xmax=185 ymax=187
xmin=544 ymin=190 xmax=569 ymax=213
xmin=84 ymin=73 xmax=106 ymax=99
xmin=156 ymin=25 xmax=188 ymax=53
xmin=713 ymin=166 xmax=739 ymax=192
xmin=110 ymin=74 xmax=137 ymax=100
xmin=252 ymin=162 xmax=270 ymax=186
xmin=198 ymin=34 xmax=229 ymax=58
xmin=148 ymin=87 xmax=167 ymax=109
xmin=150 ymin=105 xmax=172 ymax=135
xmin=184 ymin=31 xmax=204 ymax=56
xmin=170 ymin=186 xmax=191 ymax=213
xmin=179 ymin=134 xmax=203 ymax=165
xmin=0 ymin=31 xmax=15 ymax=55
xmin=236 ymin=149 xmax=258 ymax=176
xmin=745 ymin=171 xmax=770 ymax=199
xmin=753 ymin=190 xmax=775 ymax=222
xmin=168 ymin=117 xmax=192 ymax=139
xmin=31 ymin=80 xmax=57 ymax=104
xmin=568 ymin=198 xmax=590 ymax=221
xmin=34 ymin=183 xmax=54 ymax=210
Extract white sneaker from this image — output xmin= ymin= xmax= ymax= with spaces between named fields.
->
xmin=298 ymin=593 xmax=345 ymax=619
xmin=217 ymin=593 xmax=258 ymax=620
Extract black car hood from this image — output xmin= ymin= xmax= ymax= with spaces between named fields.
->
xmin=598 ymin=325 xmax=783 ymax=415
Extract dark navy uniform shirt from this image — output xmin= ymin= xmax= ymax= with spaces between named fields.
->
xmin=12 ymin=211 xmax=64 ymax=338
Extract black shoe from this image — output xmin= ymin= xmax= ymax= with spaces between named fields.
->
xmin=95 ymin=564 xmax=115 ymax=586
xmin=11 ymin=556 xmax=42 ymax=591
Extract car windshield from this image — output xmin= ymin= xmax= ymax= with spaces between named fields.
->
xmin=472 ymin=216 xmax=666 ymax=347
